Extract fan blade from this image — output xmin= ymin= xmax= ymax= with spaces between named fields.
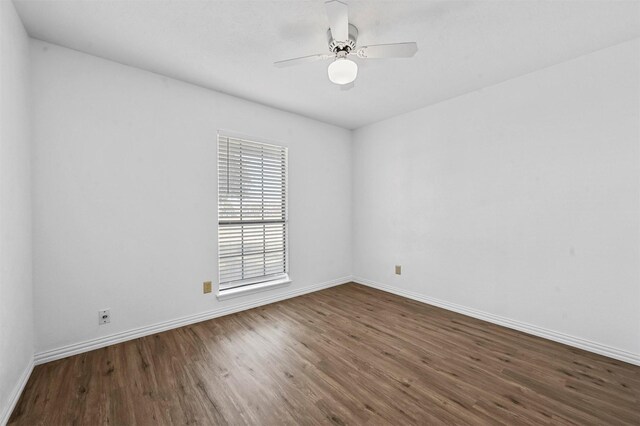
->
xmin=355 ymin=42 xmax=418 ymax=59
xmin=325 ymin=0 xmax=349 ymax=42
xmin=274 ymin=53 xmax=331 ymax=68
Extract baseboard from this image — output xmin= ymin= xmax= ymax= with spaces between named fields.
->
xmin=1 ymin=357 xmax=34 ymax=426
xmin=353 ymin=276 xmax=640 ymax=367
xmin=34 ymin=275 xmax=640 ymax=367
xmin=34 ymin=276 xmax=352 ymax=365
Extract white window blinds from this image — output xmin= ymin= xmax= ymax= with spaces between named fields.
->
xmin=218 ymin=134 xmax=288 ymax=291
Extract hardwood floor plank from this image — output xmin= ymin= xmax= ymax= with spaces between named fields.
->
xmin=9 ymin=283 xmax=640 ymax=425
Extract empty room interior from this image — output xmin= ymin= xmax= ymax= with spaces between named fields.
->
xmin=1 ymin=0 xmax=640 ymax=424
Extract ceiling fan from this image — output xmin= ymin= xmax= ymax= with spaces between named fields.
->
xmin=274 ymin=0 xmax=418 ymax=88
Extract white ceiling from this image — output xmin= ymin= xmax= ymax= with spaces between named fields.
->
xmin=13 ymin=0 xmax=640 ymax=129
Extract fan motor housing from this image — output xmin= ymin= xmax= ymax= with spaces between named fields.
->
xmin=327 ymin=24 xmax=358 ymax=53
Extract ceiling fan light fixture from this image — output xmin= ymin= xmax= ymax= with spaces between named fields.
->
xmin=274 ymin=1 xmax=418 ymax=86
xmin=327 ymin=58 xmax=358 ymax=85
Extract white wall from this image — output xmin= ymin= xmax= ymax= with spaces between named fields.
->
xmin=353 ymin=39 xmax=640 ymax=360
xmin=24 ymin=29 xmax=640 ymax=368
xmin=0 ymin=0 xmax=34 ymax=423
xmin=30 ymin=40 xmax=352 ymax=356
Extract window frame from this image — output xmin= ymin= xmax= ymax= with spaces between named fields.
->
xmin=216 ymin=130 xmax=290 ymax=299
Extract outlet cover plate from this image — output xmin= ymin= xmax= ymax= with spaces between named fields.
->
xmin=203 ymin=281 xmax=212 ymax=294
xmin=99 ymin=309 xmax=111 ymax=325
xmin=395 ymin=265 xmax=402 ymax=275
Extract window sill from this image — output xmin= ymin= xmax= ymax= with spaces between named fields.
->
xmin=216 ymin=277 xmax=291 ymax=301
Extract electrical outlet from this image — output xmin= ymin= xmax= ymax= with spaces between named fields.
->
xmin=99 ymin=309 xmax=111 ymax=325
xmin=395 ymin=265 xmax=402 ymax=275
xmin=203 ymin=281 xmax=212 ymax=294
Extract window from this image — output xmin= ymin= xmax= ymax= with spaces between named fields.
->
xmin=218 ymin=133 xmax=288 ymax=294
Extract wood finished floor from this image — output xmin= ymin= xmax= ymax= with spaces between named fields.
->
xmin=10 ymin=283 xmax=640 ymax=425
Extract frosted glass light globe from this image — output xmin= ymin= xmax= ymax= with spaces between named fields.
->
xmin=327 ymin=58 xmax=358 ymax=85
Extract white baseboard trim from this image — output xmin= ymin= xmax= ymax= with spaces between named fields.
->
xmin=1 ymin=357 xmax=34 ymax=426
xmin=353 ymin=276 xmax=640 ymax=367
xmin=34 ymin=276 xmax=352 ymax=365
